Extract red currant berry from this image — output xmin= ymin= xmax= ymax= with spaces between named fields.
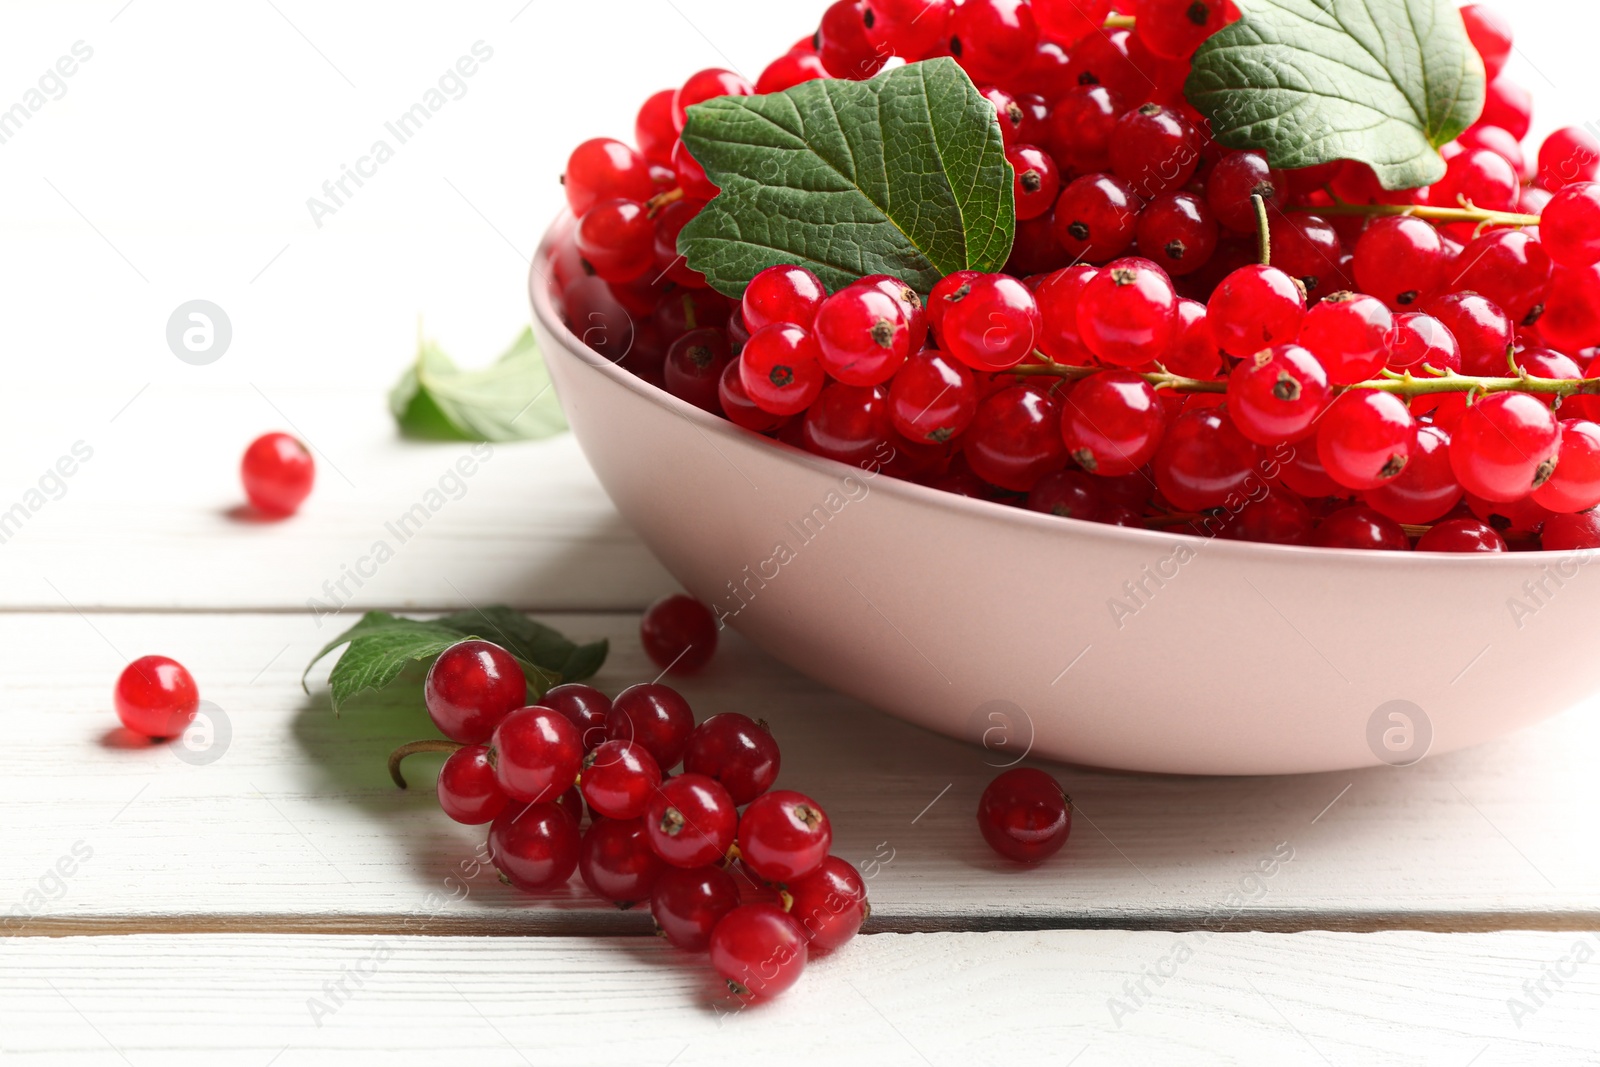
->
xmin=1051 ymin=172 xmax=1141 ymax=263
xmin=241 ymin=432 xmax=314 ymax=516
xmin=681 ymin=713 xmax=781 ymax=805
xmin=578 ymin=817 xmax=665 ymax=906
xmin=948 ymin=0 xmax=1039 ymax=83
xmin=709 ymin=904 xmax=808 ymax=997
xmin=652 ymin=198 xmax=709 ymax=288
xmin=1538 ymin=126 xmax=1600 ymax=191
xmin=1363 ymin=424 xmax=1462 ymax=525
xmin=1352 ymin=216 xmax=1447 ymax=310
xmin=936 ymin=273 xmax=1042 ymax=371
xmin=978 ymin=85 xmax=1027 ymax=148
xmin=1268 ymin=214 xmax=1347 ymax=301
xmin=719 ymin=360 xmax=789 ymax=433
xmin=564 ymin=138 xmax=655 ymax=217
xmin=1416 ymin=517 xmax=1508 ymax=553
xmin=1045 ymin=84 xmax=1125 ymax=173
xmin=1310 ymin=505 xmax=1411 ymax=550
xmin=1151 ymin=405 xmax=1267 ymax=511
xmin=490 ymin=706 xmax=584 ymax=804
xmin=1450 ymin=392 xmax=1561 ymax=501
xmin=756 ymin=50 xmax=830 ymax=94
xmin=1135 ymin=191 xmax=1218 ymax=276
xmin=1385 ymin=311 xmax=1460 ymax=371
xmin=672 ymin=68 xmax=753 ymax=132
xmin=977 ymin=767 xmax=1071 ymax=863
xmin=737 ymin=790 xmax=832 ymax=883
xmin=965 ymin=385 xmax=1068 ymax=491
xmin=1027 ymin=468 xmax=1104 ymax=520
xmin=538 ymin=683 xmax=612 ymax=752
xmin=635 ymin=90 xmax=678 ymax=165
xmin=743 ymin=265 xmax=827 ymax=332
xmin=1461 ymin=4 xmax=1512 ymax=80
xmin=1460 ymin=123 xmax=1528 ymax=178
xmin=863 ymin=0 xmax=954 ymax=58
xmin=1540 ymin=184 xmax=1600 ymax=269
xmin=786 ymin=855 xmax=869 ymax=951
xmin=1467 ymin=491 xmax=1553 ymax=535
xmin=432 ymin=743 xmax=508 ymax=826
xmin=1109 ymin=103 xmax=1201 ymax=198
xmin=1033 ymin=0 xmax=1111 ymax=47
xmin=1226 ymin=344 xmax=1331 ymax=445
xmin=1533 ymin=419 xmax=1600 ymax=513
xmin=1298 ymin=292 xmax=1394 ymax=385
xmin=424 ymin=640 xmax=527 ymax=745
xmin=1165 ymin=297 xmax=1227 ymax=379
xmin=1034 ymin=265 xmax=1098 ymax=362
xmin=1216 ymin=488 xmax=1316 ymax=545
xmin=1433 ymin=147 xmax=1520 ymax=219
xmin=640 ymin=593 xmax=717 ymax=675
xmin=1317 ymin=390 xmax=1415 ymax=491
xmin=607 ymin=683 xmax=695 ymax=769
xmin=651 ymin=864 xmax=741 ymax=951
xmin=1065 ymin=29 xmax=1153 ymax=105
xmin=1423 ymin=292 xmax=1514 ymax=377
xmin=1008 ymin=144 xmax=1062 ymax=221
xmin=887 ymin=348 xmax=978 ymax=443
xmin=1075 ymin=257 xmax=1176 ymax=367
xmin=1206 ymin=150 xmax=1287 ymax=233
xmin=645 ymin=773 xmax=738 ymax=868
xmin=580 ymin=739 xmax=663 ymax=820
xmin=1542 ymin=510 xmax=1600 ymax=549
xmin=663 ymin=328 xmax=733 ymax=413
xmin=816 ymin=0 xmax=891 ymax=80
xmin=1449 ymin=230 xmax=1552 ymax=326
xmin=113 ymin=655 xmax=199 ymax=739
xmin=1539 ymin=265 xmax=1600 ymax=355
xmin=800 ymin=382 xmax=891 ymax=465
xmin=814 ymin=285 xmax=910 ymax=385
xmin=489 ymin=801 xmax=580 ymax=890
xmin=574 ymin=199 xmax=654 ymax=283
xmin=1479 ymin=76 xmax=1534 ymax=142
xmin=1279 ymin=440 xmax=1343 ymax=498
xmin=1207 ymin=265 xmax=1305 ymax=357
xmin=1060 ymin=370 xmax=1167 ymax=474
xmin=671 ymin=139 xmax=719 ymax=201
xmin=739 ymin=324 xmax=826 ymax=416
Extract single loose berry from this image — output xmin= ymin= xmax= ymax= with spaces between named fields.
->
xmin=671 ymin=68 xmax=753 ymax=132
xmin=1027 ymin=468 xmax=1104 ymax=521
xmin=1385 ymin=312 xmax=1460 ymax=372
xmin=1207 ymin=150 xmax=1287 ymax=233
xmin=800 ymin=382 xmax=892 ymax=466
xmin=580 ymin=739 xmax=662 ymax=820
xmin=539 ymin=683 xmax=612 ymax=752
xmin=739 ymin=324 xmax=826 ymax=416
xmin=663 ymin=328 xmax=733 ymax=413
xmin=1207 ymin=265 xmax=1305 ymax=357
xmin=1352 ymin=216 xmax=1447 ymax=311
xmin=948 ymin=0 xmax=1039 ymax=83
xmin=563 ymin=138 xmax=655 ymax=217
xmin=607 ymin=683 xmax=695 ymax=769
xmin=709 ymin=904 xmax=808 ymax=997
xmin=814 ymin=285 xmax=910 ymax=385
xmin=737 ymin=790 xmax=832 ymax=883
xmin=114 ymin=655 xmax=200 ymax=739
xmin=634 ymin=89 xmax=678 ymax=165
xmin=1423 ymin=292 xmax=1514 ymax=377
xmin=935 ymin=273 xmax=1041 ymax=372
xmin=977 ymin=767 xmax=1071 ymax=864
xmin=1416 ymin=517 xmax=1508 ymax=553
xmin=756 ymin=50 xmax=830 ymax=94
xmin=681 ymin=713 xmax=782 ymax=805
xmin=1479 ymin=75 xmax=1534 ymax=142
xmin=1008 ymin=144 xmax=1062 ymax=221
xmin=743 ymin=265 xmax=827 ymax=332
xmin=1450 ymin=392 xmax=1561 ymax=502
xmin=1151 ymin=405 xmax=1267 ymax=511
xmin=1533 ymin=419 xmax=1600 ymax=513
xmin=1134 ymin=191 xmax=1218 ymax=277
xmin=965 ymin=385 xmax=1068 ymax=491
xmin=1034 ymin=265 xmax=1099 ymax=362
xmin=645 ymin=773 xmax=738 ymax=868
xmin=1051 ymin=172 xmax=1141 ymax=263
xmin=490 ymin=706 xmax=584 ymax=804
xmin=1310 ymin=505 xmax=1412 ymax=550
xmin=424 ymin=640 xmax=527 ymax=745
xmin=1045 ymin=84 xmax=1124 ymax=174
xmin=1164 ymin=298 xmax=1226 ymax=380
xmin=1540 ymin=184 xmax=1600 ymax=269
xmin=863 ymin=0 xmax=954 ymax=58
xmin=786 ymin=855 xmax=869 ymax=951
xmin=719 ymin=360 xmax=789 ymax=433
xmin=437 ymin=744 xmax=508 ymax=825
xmin=1060 ymin=371 xmax=1167 ymax=475
xmin=241 ymin=432 xmax=315 ymax=516
xmin=1449 ymin=230 xmax=1552 ymax=326
xmin=1109 ymin=103 xmax=1201 ymax=198
xmin=640 ymin=593 xmax=718 ymax=674
xmin=1075 ymin=257 xmax=1176 ymax=367
xmin=1363 ymin=424 xmax=1462 ymax=525
xmin=579 ymin=817 xmax=665 ymax=907
xmin=1316 ymin=390 xmax=1415 ymax=491
xmin=1299 ymin=292 xmax=1394 ymax=385
xmin=575 ymin=199 xmax=654 ymax=283
xmin=1461 ymin=4 xmax=1512 ymax=80
xmin=489 ymin=801 xmax=580 ymax=890
xmin=1033 ymin=0 xmax=1111 ymax=48
xmin=816 ymin=0 xmax=891 ymax=80
xmin=1539 ymin=126 xmax=1600 ymax=191
xmin=1225 ymin=344 xmax=1331 ymax=445
xmin=651 ymin=864 xmax=740 ymax=951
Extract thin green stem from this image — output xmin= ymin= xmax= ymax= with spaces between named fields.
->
xmin=1251 ymin=192 xmax=1271 ymax=266
xmin=1103 ymin=13 xmax=1136 ymax=28
xmin=1287 ymin=200 xmax=1540 ymax=228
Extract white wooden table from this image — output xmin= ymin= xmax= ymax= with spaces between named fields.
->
xmin=4 ymin=1 xmax=1600 ymax=1063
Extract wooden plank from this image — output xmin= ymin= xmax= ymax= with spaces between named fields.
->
xmin=0 ymin=386 xmax=673 ymax=612
xmin=4 ymin=611 xmax=1599 ymax=933
xmin=2 ymin=931 xmax=1597 ymax=1064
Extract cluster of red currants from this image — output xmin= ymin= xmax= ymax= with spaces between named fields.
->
xmin=553 ymin=1 xmax=1600 ymax=551
xmin=413 ymin=636 xmax=865 ymax=998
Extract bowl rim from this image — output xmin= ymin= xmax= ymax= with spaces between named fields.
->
xmin=529 ymin=213 xmax=1592 ymax=568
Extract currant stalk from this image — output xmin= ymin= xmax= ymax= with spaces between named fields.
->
xmin=388 ymin=739 xmax=466 ymax=789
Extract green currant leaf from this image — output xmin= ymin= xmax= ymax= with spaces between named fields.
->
xmin=1185 ymin=0 xmax=1485 ymax=190
xmin=390 ymin=327 xmax=567 ymax=442
xmin=677 ymin=57 xmax=1014 ymax=297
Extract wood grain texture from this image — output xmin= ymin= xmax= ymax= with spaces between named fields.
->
xmin=3 ymin=931 xmax=1597 ymax=1065
xmin=4 ymin=611 xmax=1598 ymax=935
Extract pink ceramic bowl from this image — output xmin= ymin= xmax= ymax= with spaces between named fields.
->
xmin=530 ymin=220 xmax=1600 ymax=775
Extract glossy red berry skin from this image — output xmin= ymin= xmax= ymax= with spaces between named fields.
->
xmin=1034 ymin=0 xmax=1112 ymax=48
xmin=737 ymin=790 xmax=832 ymax=883
xmin=739 ymin=324 xmax=826 ymax=416
xmin=1008 ymin=144 xmax=1062 ymax=221
xmin=742 ymin=265 xmax=827 ymax=332
xmin=1353 ymin=216 xmax=1446 ymax=311
xmin=1034 ymin=265 xmax=1098 ymax=362
xmin=424 ymin=640 xmax=528 ymax=745
xmin=719 ymin=361 xmax=787 ymax=433
xmin=1075 ymin=257 xmax=1177 ymax=367
xmin=756 ymin=50 xmax=830 ymax=94
xmin=800 ymin=383 xmax=891 ymax=465
xmin=1540 ymin=184 xmax=1600 ymax=269
xmin=1415 ymin=517 xmax=1508 ymax=553
xmin=1279 ymin=441 xmax=1343 ymax=498
xmin=977 ymin=768 xmax=1071 ymax=864
xmin=1051 ymin=173 xmax=1141 ymax=263
xmin=564 ymin=138 xmax=656 ymax=217
xmin=1433 ymin=148 xmax=1519 ymax=217
xmin=241 ymin=432 xmax=315 ymax=515
xmin=662 ymin=328 xmax=732 ymax=413
xmin=936 ymin=273 xmax=1041 ymax=371
xmin=580 ymin=739 xmax=663 ymax=820
xmin=671 ymin=139 xmax=719 ymax=201
xmin=1533 ymin=419 xmax=1600 ymax=513
xmin=1451 ymin=230 xmax=1552 ymax=327
xmin=1135 ymin=192 xmax=1218 ymax=277
xmin=1479 ymin=76 xmax=1533 ymax=142
xmin=1028 ymin=469 xmax=1103 ymax=520
xmin=640 ymin=593 xmax=717 ymax=674
xmin=1165 ymin=298 xmax=1227 ymax=379
xmin=1461 ymin=4 xmax=1512 ymax=80
xmin=965 ymin=385 xmax=1068 ymax=491
xmin=1151 ymin=406 xmax=1267 ymax=511
xmin=1226 ymin=344 xmax=1331 ymax=445
xmin=1109 ymin=104 xmax=1201 ymax=198
xmin=1310 ymin=505 xmax=1412 ymax=551
xmin=1299 ymin=292 xmax=1394 ymax=385
xmin=114 ymin=655 xmax=200 ymax=738
xmin=538 ymin=683 xmax=612 ymax=753
xmin=1539 ymin=265 xmax=1600 ymax=354
xmin=1046 ymin=85 xmax=1124 ymax=173
xmin=575 ymin=198 xmax=654 ymax=283
xmin=682 ymin=713 xmax=782 ymax=805
xmin=1207 ymin=150 xmax=1286 ymax=233
xmin=645 ymin=773 xmax=738 ymax=868
xmin=1450 ymin=392 xmax=1561 ymax=502
xmin=1364 ymin=425 xmax=1462 ymax=525
xmin=863 ymin=0 xmax=954 ymax=59
xmin=437 ymin=745 xmax=509 ymax=825
xmin=816 ymin=0 xmax=890 ymax=80
xmin=607 ymin=683 xmax=695 ymax=769
xmin=948 ymin=0 xmax=1039 ymax=82
xmin=1385 ymin=312 xmax=1460 ymax=372
xmin=651 ymin=864 xmax=741 ymax=951
xmin=1541 ymin=511 xmax=1600 ymax=550
xmin=709 ymin=904 xmax=808 ymax=997
xmin=1207 ymin=265 xmax=1306 ymax=357
xmin=490 ymin=706 xmax=584 ymax=804
xmin=1316 ymin=391 xmax=1415 ymax=491
xmin=1216 ymin=488 xmax=1315 ymax=546
xmin=635 ymin=89 xmax=678 ymax=165
xmin=672 ymin=68 xmax=753 ymax=132
xmin=814 ymin=286 xmax=910 ymax=385
xmin=786 ymin=855 xmax=869 ymax=951
xmin=1539 ymin=126 xmax=1600 ymax=191
xmin=489 ymin=801 xmax=581 ymax=890
xmin=1060 ymin=371 xmax=1166 ymax=475
xmin=888 ymin=348 xmax=977 ymax=443
xmin=1423 ymin=292 xmax=1515 ymax=377
xmin=578 ymin=817 xmax=665 ymax=906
